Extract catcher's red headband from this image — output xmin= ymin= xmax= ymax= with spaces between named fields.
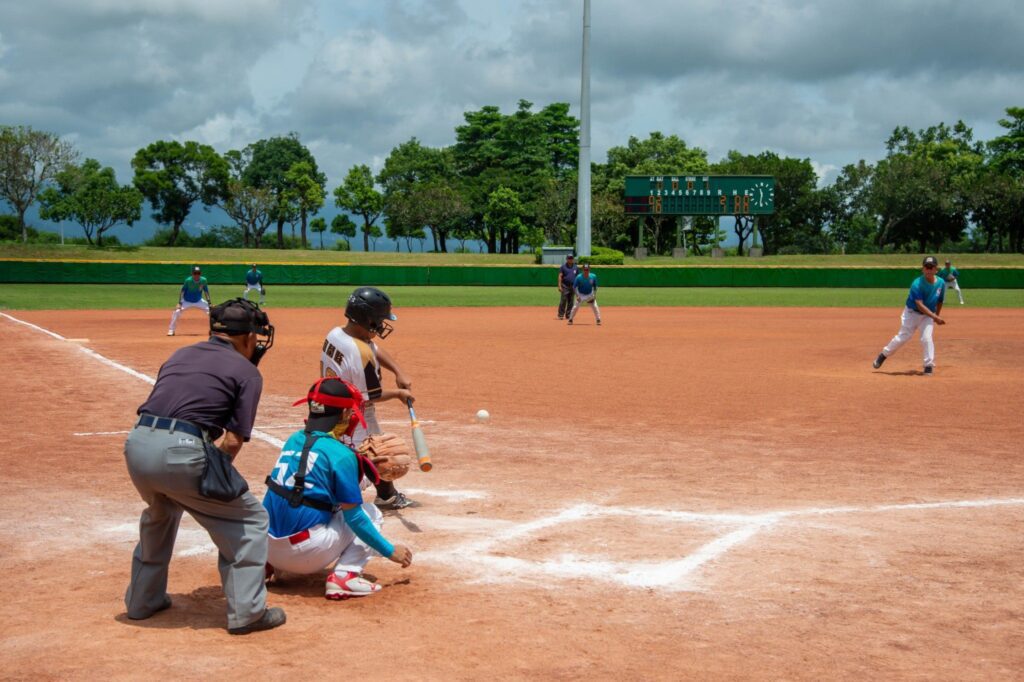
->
xmin=292 ymin=377 xmax=367 ymax=431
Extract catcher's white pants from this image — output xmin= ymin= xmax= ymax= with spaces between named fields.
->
xmin=267 ymin=502 xmax=384 ymax=576
xmin=243 ymin=283 xmax=265 ymax=304
xmin=948 ymin=279 xmax=964 ymax=304
xmin=168 ymin=299 xmax=210 ymax=333
xmin=568 ymin=292 xmax=601 ymax=322
xmin=882 ymin=308 xmax=935 ymax=368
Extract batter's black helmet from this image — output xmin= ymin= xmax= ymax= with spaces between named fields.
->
xmin=345 ymin=287 xmax=397 ymax=338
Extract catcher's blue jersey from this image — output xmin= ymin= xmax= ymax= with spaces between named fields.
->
xmin=263 ymin=430 xmax=363 ymax=537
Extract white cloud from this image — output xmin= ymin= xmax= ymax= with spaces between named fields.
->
xmin=1 ymin=0 xmax=1021 ymax=197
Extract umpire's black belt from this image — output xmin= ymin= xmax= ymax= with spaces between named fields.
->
xmin=136 ymin=414 xmax=210 ymax=441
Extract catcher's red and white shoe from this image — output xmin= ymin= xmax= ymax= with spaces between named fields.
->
xmin=326 ymin=571 xmax=381 ymax=600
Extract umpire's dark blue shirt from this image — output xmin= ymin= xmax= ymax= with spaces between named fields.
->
xmin=138 ymin=336 xmax=263 ymax=441
xmin=559 ymin=262 xmax=578 ymax=290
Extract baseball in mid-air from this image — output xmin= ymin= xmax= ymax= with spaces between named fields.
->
xmin=475 ymin=409 xmax=490 ymax=423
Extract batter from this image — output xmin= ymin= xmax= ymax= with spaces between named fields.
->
xmin=320 ymin=287 xmax=417 ymax=510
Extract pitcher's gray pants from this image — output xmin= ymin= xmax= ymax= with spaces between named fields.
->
xmin=123 ymin=424 xmax=268 ymax=630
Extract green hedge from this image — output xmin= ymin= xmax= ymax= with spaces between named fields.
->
xmin=1 ymin=259 xmax=1022 ymax=288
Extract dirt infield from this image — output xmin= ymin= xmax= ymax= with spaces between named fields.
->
xmin=1 ymin=305 xmax=1022 ymax=680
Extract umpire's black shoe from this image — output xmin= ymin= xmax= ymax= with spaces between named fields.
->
xmin=127 ymin=595 xmax=172 ymax=620
xmin=872 ymin=353 xmax=886 ymax=369
xmin=228 ymin=607 xmax=286 ymax=635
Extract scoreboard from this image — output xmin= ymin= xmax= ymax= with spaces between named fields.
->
xmin=624 ymin=175 xmax=775 ymax=216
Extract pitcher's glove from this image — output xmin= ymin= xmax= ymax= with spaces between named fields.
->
xmin=357 ymin=433 xmax=412 ymax=481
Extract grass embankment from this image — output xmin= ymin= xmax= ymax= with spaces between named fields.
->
xmin=2 ymin=244 xmax=1023 ymax=267
xmin=1 ymin=284 xmax=1021 ymax=310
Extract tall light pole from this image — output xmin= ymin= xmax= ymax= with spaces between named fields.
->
xmin=575 ymin=0 xmax=592 ymax=257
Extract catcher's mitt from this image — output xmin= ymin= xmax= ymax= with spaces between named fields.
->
xmin=357 ymin=433 xmax=412 ymax=482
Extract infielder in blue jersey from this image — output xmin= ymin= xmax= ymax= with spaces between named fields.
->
xmin=263 ymin=378 xmax=413 ymax=600
xmin=168 ymin=266 xmax=211 ymax=336
xmin=243 ymin=263 xmax=265 ymax=306
xmin=567 ymin=263 xmax=602 ymax=326
xmin=873 ymin=256 xmax=947 ymax=375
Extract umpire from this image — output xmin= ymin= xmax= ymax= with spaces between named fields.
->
xmin=557 ymin=253 xmax=578 ymax=320
xmin=123 ymin=298 xmax=285 ymax=634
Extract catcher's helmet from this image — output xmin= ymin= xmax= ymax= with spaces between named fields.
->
xmin=345 ymin=287 xmax=397 ymax=338
xmin=294 ymin=377 xmax=365 ymax=435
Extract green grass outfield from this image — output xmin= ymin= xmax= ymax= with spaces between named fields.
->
xmin=1 ymin=284 xmax=1021 ymax=310
xmin=3 ymin=243 xmax=1023 ymax=268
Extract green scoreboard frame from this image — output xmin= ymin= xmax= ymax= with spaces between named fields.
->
xmin=624 ymin=175 xmax=776 ymax=216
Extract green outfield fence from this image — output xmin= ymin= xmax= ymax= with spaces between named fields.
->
xmin=2 ymin=260 xmax=1023 ymax=288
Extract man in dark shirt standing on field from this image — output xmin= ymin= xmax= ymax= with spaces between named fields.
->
xmin=557 ymin=253 xmax=579 ymax=320
xmin=124 ymin=298 xmax=285 ymax=634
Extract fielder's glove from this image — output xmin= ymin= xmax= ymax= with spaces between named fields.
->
xmin=357 ymin=433 xmax=412 ymax=481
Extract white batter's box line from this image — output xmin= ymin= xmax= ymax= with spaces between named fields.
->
xmin=1 ymin=312 xmax=284 ymax=451
xmin=401 ymin=487 xmax=488 ymax=501
xmin=421 ymin=496 xmax=1024 ymax=591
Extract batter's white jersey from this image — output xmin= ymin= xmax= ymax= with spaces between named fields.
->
xmin=320 ymin=327 xmax=383 ymax=443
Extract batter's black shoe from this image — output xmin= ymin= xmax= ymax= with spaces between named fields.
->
xmin=228 ymin=607 xmax=286 ymax=635
xmin=375 ymin=491 xmax=417 ymax=510
xmin=872 ymin=353 xmax=886 ymax=369
xmin=924 ymin=366 xmax=934 ymax=376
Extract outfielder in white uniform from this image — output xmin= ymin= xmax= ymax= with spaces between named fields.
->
xmin=873 ymin=256 xmax=947 ymax=376
xmin=567 ymin=263 xmax=601 ymax=326
xmin=243 ymin=263 xmax=265 ymax=306
xmin=320 ymin=287 xmax=417 ymax=510
xmin=168 ymin=266 xmax=211 ymax=336
xmin=263 ymin=378 xmax=413 ymax=599
xmin=937 ymin=259 xmax=964 ymax=305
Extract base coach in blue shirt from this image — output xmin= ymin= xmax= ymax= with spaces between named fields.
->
xmin=123 ymin=298 xmax=285 ymax=634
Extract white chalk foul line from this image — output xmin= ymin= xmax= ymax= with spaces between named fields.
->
xmin=3 ymin=312 xmax=477 ymax=500
xmin=1 ymin=312 xmax=284 ymax=449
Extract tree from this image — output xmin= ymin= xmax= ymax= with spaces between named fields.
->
xmin=242 ymin=134 xmax=322 ymax=248
xmin=284 ymin=160 xmax=326 ymax=249
xmin=310 ymin=216 xmax=327 ymax=249
xmin=870 ymin=122 xmax=982 ymax=252
xmin=334 ymin=165 xmax=384 ymax=251
xmin=823 ymin=161 xmax=876 ymax=254
xmin=485 ymin=186 xmax=525 ymax=253
xmin=38 ymin=158 xmax=142 ymax=246
xmin=0 ymin=126 xmax=78 ymax=242
xmin=330 ymin=214 xmax=357 ymax=250
xmin=132 ymin=140 xmax=229 ymax=246
xmin=452 ymin=101 xmax=580 ymax=252
xmin=983 ymin=107 xmax=1024 ymax=252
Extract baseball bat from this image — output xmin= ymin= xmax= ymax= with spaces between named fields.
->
xmin=406 ymin=398 xmax=432 ymax=472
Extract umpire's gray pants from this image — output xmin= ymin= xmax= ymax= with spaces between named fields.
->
xmin=123 ymin=424 xmax=268 ymax=630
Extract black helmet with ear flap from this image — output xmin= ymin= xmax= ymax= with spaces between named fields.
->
xmin=345 ymin=287 xmax=397 ymax=338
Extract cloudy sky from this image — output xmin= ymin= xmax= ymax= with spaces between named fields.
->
xmin=2 ymin=0 xmax=1022 ymax=239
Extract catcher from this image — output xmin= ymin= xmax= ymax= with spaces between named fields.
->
xmin=262 ymin=377 xmax=413 ymax=600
